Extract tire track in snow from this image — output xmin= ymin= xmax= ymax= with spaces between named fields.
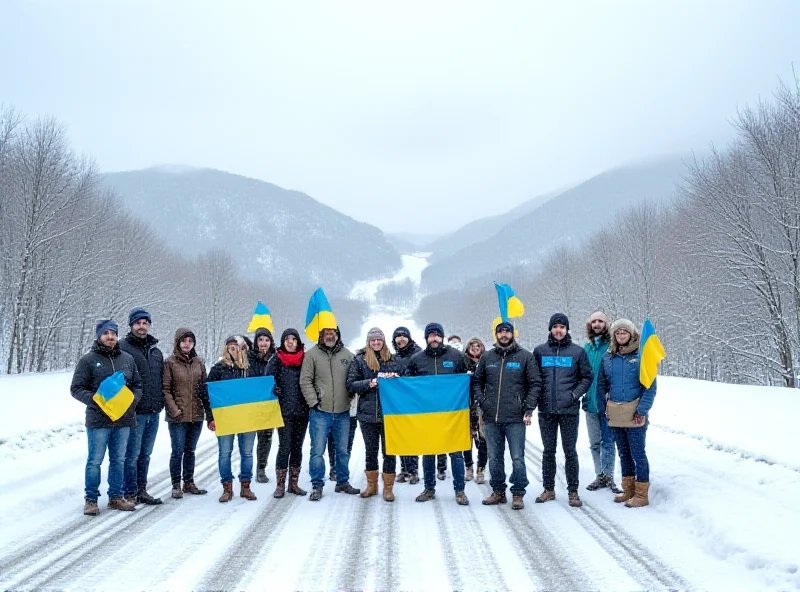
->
xmin=374 ymin=495 xmax=398 ymax=592
xmin=334 ymin=489 xmax=377 ymax=591
xmin=430 ymin=496 xmax=465 ymax=591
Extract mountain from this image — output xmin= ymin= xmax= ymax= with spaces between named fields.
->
xmin=385 ymin=232 xmax=440 ymax=254
xmin=419 ymin=155 xmax=690 ymax=294
xmin=103 ymin=167 xmax=401 ymax=293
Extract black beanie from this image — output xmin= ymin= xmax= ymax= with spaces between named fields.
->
xmin=393 ymin=326 xmax=411 ymax=340
xmin=495 ymin=321 xmax=514 ymax=334
xmin=549 ymin=313 xmax=570 ymax=331
xmin=424 ymin=322 xmax=445 ymax=340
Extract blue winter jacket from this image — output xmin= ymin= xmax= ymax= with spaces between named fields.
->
xmin=597 ymin=351 xmax=656 ymax=416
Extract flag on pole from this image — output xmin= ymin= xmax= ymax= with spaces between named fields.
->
xmin=639 ymin=319 xmax=665 ymax=389
xmin=207 ymin=376 xmax=283 ymax=436
xmin=93 ymin=371 xmax=135 ymax=421
xmin=305 ymin=287 xmax=338 ymax=343
xmin=246 ymin=301 xmax=274 ymax=334
xmin=492 ymin=282 xmax=524 ymax=337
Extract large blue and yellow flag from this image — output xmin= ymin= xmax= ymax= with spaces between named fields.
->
xmin=93 ymin=371 xmax=135 ymax=422
xmin=207 ymin=376 xmax=284 ymax=436
xmin=379 ymin=374 xmax=471 ymax=455
xmin=305 ymin=287 xmax=338 ymax=343
xmin=639 ymin=319 xmax=665 ymax=389
xmin=247 ymin=301 xmax=274 ymax=334
xmin=492 ymin=281 xmax=524 ymax=335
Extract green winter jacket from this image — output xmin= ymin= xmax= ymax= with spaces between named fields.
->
xmin=300 ymin=341 xmax=354 ymax=414
xmin=583 ymin=335 xmax=610 ymax=414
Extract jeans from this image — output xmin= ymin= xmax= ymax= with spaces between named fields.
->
xmin=276 ymin=416 xmax=309 ymax=470
xmin=85 ymin=427 xmax=130 ymax=501
xmin=217 ymin=431 xmax=256 ymax=483
xmin=585 ymin=411 xmax=616 ymax=478
xmin=256 ymin=428 xmax=274 ymax=470
xmin=423 ymin=452 xmax=465 ymax=492
xmin=437 ymin=454 xmax=448 ymax=473
xmin=483 ymin=422 xmax=529 ymax=496
xmin=123 ymin=413 xmax=160 ymax=495
xmin=463 ymin=433 xmax=488 ymax=469
xmin=538 ymin=413 xmax=580 ymax=492
xmin=400 ymin=456 xmax=419 ymax=474
xmin=168 ymin=421 xmax=204 ymax=484
xmin=360 ymin=421 xmax=396 ymax=473
xmin=310 ymin=409 xmax=352 ymax=488
xmin=611 ymin=425 xmax=649 ymax=482
xmin=327 ymin=417 xmax=357 ymax=467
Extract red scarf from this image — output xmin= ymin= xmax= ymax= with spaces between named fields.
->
xmin=277 ymin=349 xmax=304 ymax=367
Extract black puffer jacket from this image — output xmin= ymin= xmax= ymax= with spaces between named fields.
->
xmin=532 ymin=333 xmax=593 ymax=415
xmin=70 ymin=341 xmax=143 ymax=428
xmin=393 ymin=340 xmax=422 ymax=373
xmin=472 ymin=342 xmax=538 ymax=423
xmin=203 ymin=362 xmax=253 ymax=422
xmin=347 ymin=348 xmax=401 ymax=424
xmin=266 ymin=330 xmax=308 ymax=418
xmin=403 ymin=344 xmax=468 ymax=376
xmin=119 ymin=333 xmax=164 ymax=414
xmin=248 ymin=328 xmax=276 ymax=377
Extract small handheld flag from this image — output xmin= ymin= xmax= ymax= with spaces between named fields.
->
xmin=305 ymin=288 xmax=338 ymax=343
xmin=247 ymin=301 xmax=274 ymax=334
xmin=639 ymin=319 xmax=665 ymax=389
xmin=494 ymin=282 xmax=524 ymax=321
xmin=92 ymin=371 xmax=135 ymax=421
xmin=207 ymin=375 xmax=284 ymax=436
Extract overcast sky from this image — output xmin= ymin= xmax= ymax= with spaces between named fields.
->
xmin=2 ymin=1 xmax=798 ymax=233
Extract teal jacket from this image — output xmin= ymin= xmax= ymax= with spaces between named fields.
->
xmin=583 ymin=335 xmax=610 ymax=414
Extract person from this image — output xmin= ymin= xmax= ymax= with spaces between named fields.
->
xmin=248 ymin=327 xmax=276 ymax=484
xmin=532 ymin=313 xmax=593 ymax=508
xmin=436 ymin=335 xmax=464 ymax=480
xmin=392 ymin=326 xmax=421 ymax=484
xmin=472 ymin=322 xmax=537 ymax=510
xmin=326 ymin=386 xmax=358 ymax=482
xmin=266 ymin=328 xmax=309 ymax=498
xmin=70 ymin=319 xmax=142 ymax=516
xmin=597 ymin=319 xmax=657 ymax=508
xmin=582 ymin=310 xmax=621 ymax=494
xmin=119 ymin=307 xmax=165 ymax=506
xmin=464 ymin=336 xmax=488 ymax=484
xmin=404 ymin=322 xmax=470 ymax=506
xmin=300 ymin=327 xmax=360 ymax=500
xmin=162 ymin=327 xmax=209 ymax=499
xmin=447 ymin=335 xmax=463 ymax=351
xmin=347 ymin=328 xmax=401 ymax=502
xmin=205 ymin=335 xmax=258 ymax=503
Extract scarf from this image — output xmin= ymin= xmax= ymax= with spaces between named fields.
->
xmin=277 ymin=349 xmax=305 ymax=367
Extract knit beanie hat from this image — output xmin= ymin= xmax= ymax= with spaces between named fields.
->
xmin=589 ymin=309 xmax=609 ymax=324
xmin=610 ymin=318 xmax=637 ymax=336
xmin=393 ymin=326 xmax=411 ymax=340
xmin=96 ymin=319 xmax=119 ymax=339
xmin=549 ymin=313 xmax=570 ymax=331
xmin=128 ymin=307 xmax=151 ymax=326
xmin=495 ymin=321 xmax=515 ymax=334
xmin=424 ymin=322 xmax=445 ymax=339
xmin=367 ymin=327 xmax=386 ymax=342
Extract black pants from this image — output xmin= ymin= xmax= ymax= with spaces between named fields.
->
xmin=360 ymin=421 xmax=397 ymax=473
xmin=538 ymin=413 xmax=580 ymax=492
xmin=256 ymin=428 xmax=274 ymax=470
xmin=437 ymin=454 xmax=448 ymax=472
xmin=276 ymin=416 xmax=309 ymax=470
xmin=400 ymin=455 xmax=418 ymax=474
xmin=464 ymin=433 xmax=488 ymax=469
xmin=328 ymin=417 xmax=357 ymax=467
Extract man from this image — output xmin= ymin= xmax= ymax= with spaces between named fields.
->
xmin=248 ymin=327 xmax=276 ymax=484
xmin=404 ymin=322 xmax=470 ymax=506
xmin=71 ymin=319 xmax=143 ymax=515
xmin=532 ymin=313 xmax=593 ymax=508
xmin=392 ymin=326 xmax=422 ymax=484
xmin=119 ymin=308 xmax=164 ymax=506
xmin=437 ymin=334 xmax=464 ymax=479
xmin=472 ymin=322 xmax=537 ymax=510
xmin=583 ymin=310 xmax=621 ymax=494
xmin=300 ymin=327 xmax=360 ymax=500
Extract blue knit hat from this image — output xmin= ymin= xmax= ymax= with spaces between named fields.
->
xmin=424 ymin=322 xmax=445 ymax=340
xmin=128 ymin=307 xmax=151 ymax=326
xmin=96 ymin=319 xmax=119 ymax=339
xmin=392 ymin=326 xmax=411 ymax=340
xmin=495 ymin=321 xmax=514 ymax=334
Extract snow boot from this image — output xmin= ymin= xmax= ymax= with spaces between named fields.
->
xmin=608 ymin=479 xmax=623 ymax=495
xmin=614 ymin=476 xmax=636 ymax=504
xmin=84 ymin=499 xmax=99 ymax=516
xmin=512 ymin=495 xmax=525 ymax=510
xmin=437 ymin=470 xmax=446 ymax=481
xmin=361 ymin=470 xmax=379 ymax=498
xmin=183 ymin=480 xmax=207 ymax=495
xmin=625 ymin=482 xmax=650 ymax=508
xmin=475 ymin=467 xmax=486 ymax=485
xmin=455 ymin=491 xmax=469 ymax=506
xmin=586 ymin=474 xmax=609 ymax=491
xmin=108 ymin=497 xmax=136 ymax=512
xmin=329 ymin=468 xmax=337 ymax=482
xmin=219 ymin=481 xmax=233 ymax=503
xmin=309 ymin=488 xmax=323 ymax=501
xmin=171 ymin=481 xmax=184 ymax=499
xmin=382 ymin=473 xmax=396 ymax=502
xmin=396 ymin=471 xmax=408 ymax=483
xmin=482 ymin=490 xmax=507 ymax=505
xmin=335 ymin=482 xmax=361 ymax=495
xmin=273 ymin=469 xmax=287 ymax=498
xmin=288 ymin=467 xmax=307 ymax=496
xmin=415 ymin=489 xmax=436 ymax=502
xmin=240 ymin=480 xmax=257 ymax=501
xmin=465 ymin=467 xmax=473 ymax=481
xmin=409 ymin=472 xmax=420 ymax=485
xmin=257 ymin=467 xmax=269 ymax=484
xmin=137 ymin=488 xmax=163 ymax=505
xmin=535 ymin=489 xmax=555 ymax=503
xmin=568 ymin=491 xmax=583 ymax=508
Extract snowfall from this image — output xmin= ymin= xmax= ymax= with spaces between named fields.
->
xmin=1 ymin=255 xmax=799 ymax=591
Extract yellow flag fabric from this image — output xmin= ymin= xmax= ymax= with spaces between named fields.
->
xmin=639 ymin=319 xmax=666 ymax=389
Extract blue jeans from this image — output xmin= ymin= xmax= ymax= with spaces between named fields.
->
xmin=611 ymin=425 xmax=649 ymax=482
xmin=217 ymin=431 xmax=256 ymax=483
xmin=85 ymin=427 xmax=130 ymax=501
xmin=585 ymin=411 xmax=616 ymax=478
xmin=310 ymin=409 xmax=351 ymax=489
xmin=123 ymin=413 xmax=160 ymax=495
xmin=482 ymin=421 xmax=529 ymax=496
xmin=168 ymin=421 xmax=204 ymax=483
xmin=423 ymin=452 xmax=465 ymax=492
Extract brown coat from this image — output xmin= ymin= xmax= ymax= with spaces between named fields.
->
xmin=162 ymin=327 xmax=208 ymax=423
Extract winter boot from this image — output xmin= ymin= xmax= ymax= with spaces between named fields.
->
xmin=382 ymin=473 xmax=396 ymax=502
xmin=183 ymin=480 xmax=207 ymax=495
xmin=257 ymin=467 xmax=269 ymax=484
xmin=409 ymin=472 xmax=420 ymax=485
xmin=535 ymin=489 xmax=556 ymax=503
xmin=437 ymin=469 xmax=446 ymax=480
xmin=614 ymin=476 xmax=636 ymax=504
xmin=455 ymin=491 xmax=469 ymax=506
xmin=335 ymin=482 xmax=361 ymax=494
xmin=465 ymin=467 xmax=473 ymax=481
xmin=625 ymin=482 xmax=650 ymax=508
xmin=309 ymin=488 xmax=323 ymax=501
xmin=475 ymin=467 xmax=486 ymax=485
xmin=396 ymin=471 xmax=408 ymax=483
xmin=415 ymin=489 xmax=436 ymax=502
xmin=329 ymin=468 xmax=337 ymax=482
xmin=288 ymin=467 xmax=307 ymax=496
xmin=568 ymin=491 xmax=583 ymax=508
xmin=482 ymin=490 xmax=507 ymax=505
xmin=586 ymin=474 xmax=609 ymax=491
xmin=83 ymin=499 xmax=100 ymax=516
xmin=361 ymin=470 xmax=379 ymax=498
xmin=108 ymin=497 xmax=136 ymax=512
xmin=608 ymin=479 xmax=623 ymax=495
xmin=137 ymin=488 xmax=163 ymax=505
xmin=512 ymin=495 xmax=525 ymax=510
xmin=240 ymin=480 xmax=257 ymax=501
xmin=171 ymin=481 xmax=184 ymax=499
xmin=219 ymin=481 xmax=234 ymax=503
xmin=273 ymin=469 xmax=287 ymax=498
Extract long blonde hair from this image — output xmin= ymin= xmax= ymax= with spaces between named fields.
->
xmin=220 ymin=336 xmax=250 ymax=370
xmin=365 ymin=341 xmax=392 ymax=372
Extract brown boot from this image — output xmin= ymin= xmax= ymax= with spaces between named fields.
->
xmin=482 ymin=490 xmax=507 ymax=505
xmin=183 ymin=480 xmax=207 ymax=495
xmin=614 ymin=476 xmax=636 ymax=504
xmin=240 ymin=480 xmax=257 ymax=501
xmin=455 ymin=491 xmax=469 ymax=506
xmin=625 ymin=482 xmax=650 ymax=508
xmin=84 ymin=499 xmax=99 ymax=516
xmin=382 ymin=473 xmax=396 ymax=502
xmin=465 ymin=467 xmax=473 ymax=481
xmin=172 ymin=481 xmax=184 ymax=499
xmin=108 ymin=497 xmax=136 ymax=511
xmin=360 ymin=470 xmax=379 ymax=498
xmin=512 ymin=495 xmax=525 ymax=510
xmin=535 ymin=489 xmax=556 ymax=503
xmin=219 ymin=481 xmax=233 ymax=503
xmin=568 ymin=491 xmax=583 ymax=508
xmin=273 ymin=469 xmax=287 ymax=498
xmin=288 ymin=467 xmax=307 ymax=496
xmin=475 ymin=467 xmax=486 ymax=485
xmin=415 ymin=489 xmax=435 ymax=502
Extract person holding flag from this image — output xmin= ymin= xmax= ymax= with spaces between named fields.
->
xmin=392 ymin=326 xmax=422 ymax=485
xmin=248 ymin=327 xmax=276 ymax=484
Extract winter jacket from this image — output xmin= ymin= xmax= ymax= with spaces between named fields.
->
xmin=70 ymin=341 xmax=143 ymax=429
xmin=248 ymin=328 xmax=276 ymax=377
xmin=162 ymin=328 xmax=209 ymax=423
xmin=472 ymin=342 xmax=538 ymax=424
xmin=532 ymin=333 xmax=593 ymax=415
xmin=266 ymin=348 xmax=308 ymax=418
xmin=393 ymin=340 xmax=422 ymax=373
xmin=597 ymin=351 xmax=657 ymax=416
xmin=347 ymin=348 xmax=401 ymax=424
xmin=203 ymin=360 xmax=253 ymax=423
xmin=119 ymin=332 xmax=164 ymax=414
xmin=583 ymin=334 xmax=610 ymax=414
xmin=300 ymin=340 xmax=354 ymax=414
xmin=403 ymin=344 xmax=469 ymax=377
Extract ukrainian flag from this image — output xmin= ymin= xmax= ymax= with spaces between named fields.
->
xmin=639 ymin=318 xmax=665 ymax=389
xmin=207 ymin=376 xmax=284 ymax=437
xmin=380 ymin=374 xmax=471 ymax=456
xmin=247 ymin=301 xmax=274 ymax=334
xmin=92 ymin=371 xmax=135 ymax=422
xmin=494 ymin=281 xmax=524 ymax=321
xmin=305 ymin=287 xmax=338 ymax=343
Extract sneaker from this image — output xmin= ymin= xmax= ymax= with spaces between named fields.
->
xmin=108 ymin=497 xmax=136 ymax=512
xmin=455 ymin=491 xmax=469 ymax=506
xmin=437 ymin=470 xmax=446 ymax=481
xmin=475 ymin=468 xmax=486 ymax=485
xmin=465 ymin=467 xmax=473 ymax=481
xmin=329 ymin=469 xmax=337 ymax=482
xmin=83 ymin=499 xmax=99 ymax=516
xmin=396 ymin=471 xmax=408 ymax=483
xmin=512 ymin=495 xmax=525 ymax=510
xmin=136 ymin=490 xmax=163 ymax=505
xmin=535 ymin=489 xmax=556 ymax=503
xmin=586 ymin=475 xmax=609 ymax=491
xmin=334 ymin=482 xmax=361 ymax=495
xmin=482 ymin=490 xmax=507 ymax=505
xmin=309 ymin=488 xmax=323 ymax=501
xmin=568 ymin=491 xmax=583 ymax=507
xmin=415 ymin=489 xmax=436 ymax=502
xmin=409 ymin=473 xmax=420 ymax=485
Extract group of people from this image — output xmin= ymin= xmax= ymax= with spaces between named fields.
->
xmin=70 ymin=307 xmax=656 ymax=516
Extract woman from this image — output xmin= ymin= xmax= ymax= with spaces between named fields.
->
xmin=248 ymin=327 xmax=276 ymax=484
xmin=464 ymin=337 xmax=488 ymax=485
xmin=266 ymin=328 xmax=309 ymax=498
xmin=346 ymin=327 xmax=400 ymax=502
xmin=597 ymin=319 xmax=657 ymax=508
xmin=162 ymin=328 xmax=209 ymax=499
xmin=205 ymin=335 xmax=258 ymax=503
